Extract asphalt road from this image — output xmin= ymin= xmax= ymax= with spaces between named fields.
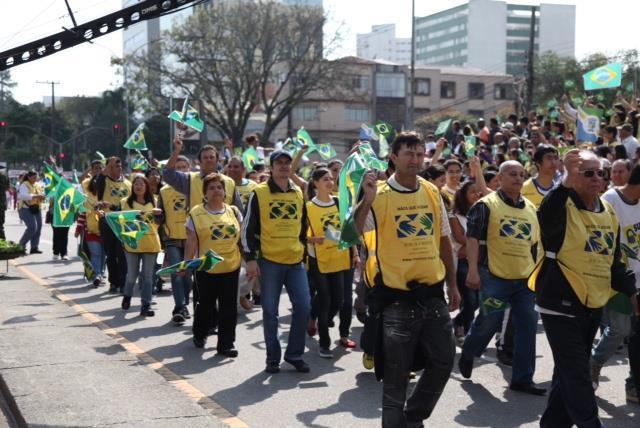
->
xmin=3 ymin=209 xmax=638 ymax=427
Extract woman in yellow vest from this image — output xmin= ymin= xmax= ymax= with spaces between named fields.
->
xmin=305 ymin=167 xmax=358 ymax=358
xmin=18 ymin=171 xmax=46 ymax=253
xmin=184 ymin=173 xmax=242 ymax=357
xmin=119 ymin=174 xmax=162 ymax=317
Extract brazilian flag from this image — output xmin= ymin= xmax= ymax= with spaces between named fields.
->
xmin=358 ymin=143 xmax=387 ymax=171
xmin=242 ymin=146 xmax=259 ymax=170
xmin=168 ymin=95 xmax=205 ymax=133
xmin=296 ymin=127 xmax=318 ymax=154
xmin=43 ymin=164 xmax=62 ymax=198
xmin=583 ymin=63 xmax=623 ymax=91
xmin=283 ymin=137 xmax=303 ymax=156
xmin=156 ymin=249 xmax=224 ymax=276
xmin=123 ymin=123 xmax=147 ymax=150
xmin=105 ymin=210 xmax=150 ymax=250
xmin=317 ymin=143 xmax=337 ymax=160
xmin=374 ymin=121 xmax=395 ymax=140
xmin=53 ymin=178 xmax=86 ymax=227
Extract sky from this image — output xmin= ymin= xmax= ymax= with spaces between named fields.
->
xmin=1 ymin=0 xmax=639 ymax=105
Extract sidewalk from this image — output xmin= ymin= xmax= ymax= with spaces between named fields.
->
xmin=0 ymin=264 xmax=226 ymax=428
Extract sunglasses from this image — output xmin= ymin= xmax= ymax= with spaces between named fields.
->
xmin=579 ymin=169 xmax=604 ymax=178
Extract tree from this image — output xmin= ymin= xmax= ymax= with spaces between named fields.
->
xmin=126 ymin=0 xmax=344 ymax=147
xmin=0 ymin=70 xmax=16 ymax=112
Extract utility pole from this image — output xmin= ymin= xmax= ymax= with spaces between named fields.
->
xmin=36 ymin=80 xmax=60 ymax=155
xmin=525 ymin=6 xmax=536 ymax=112
xmin=407 ymin=0 xmax=416 ymax=130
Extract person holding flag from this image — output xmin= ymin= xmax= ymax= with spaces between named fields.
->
xmin=18 ymin=171 xmax=46 ymax=254
xmin=353 ymin=131 xmax=460 ymax=427
xmin=92 ymin=157 xmax=132 ymax=293
xmin=119 ymin=174 xmax=162 ymax=317
xmin=184 ymin=173 xmax=243 ymax=356
xmin=81 ymin=160 xmax=106 ymax=287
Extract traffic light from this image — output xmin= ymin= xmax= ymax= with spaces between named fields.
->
xmin=112 ymin=123 xmax=121 ymax=137
xmin=59 ymin=153 xmax=65 ymax=159
xmin=0 ymin=121 xmax=7 ymax=137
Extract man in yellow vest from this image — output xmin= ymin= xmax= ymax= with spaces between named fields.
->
xmin=458 ymin=160 xmax=545 ymax=395
xmin=241 ymin=150 xmax=310 ymax=374
xmin=158 ymin=155 xmax=193 ymax=324
xmin=92 ymin=157 xmax=132 ymax=293
xmin=534 ymin=150 xmax=638 ymax=427
xmin=163 ymin=137 xmax=240 ymax=210
xmin=521 ymin=144 xmax=560 ymax=208
xmin=354 ymin=131 xmax=460 ymax=428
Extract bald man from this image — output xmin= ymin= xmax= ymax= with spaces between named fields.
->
xmin=458 ymin=161 xmax=545 ymax=395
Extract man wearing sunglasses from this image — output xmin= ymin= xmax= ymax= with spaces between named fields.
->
xmin=532 ymin=149 xmax=639 ymax=427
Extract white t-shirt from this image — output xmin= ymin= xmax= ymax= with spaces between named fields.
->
xmin=621 ymin=136 xmax=639 ymax=159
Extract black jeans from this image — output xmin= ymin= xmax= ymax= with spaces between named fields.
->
xmin=309 ymin=258 xmax=345 ymax=348
xmin=382 ymin=298 xmax=455 ymax=428
xmin=453 ymin=259 xmax=477 ymax=333
xmin=540 ymin=312 xmax=603 ymax=428
xmin=0 ymin=207 xmax=5 ymax=239
xmin=52 ymin=225 xmax=69 ymax=256
xmin=99 ymin=218 xmax=127 ymax=289
xmin=338 ymin=268 xmax=355 ymax=338
xmin=193 ymin=269 xmax=239 ymax=351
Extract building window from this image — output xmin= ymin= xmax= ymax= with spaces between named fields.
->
xmin=350 ymin=74 xmax=370 ymax=91
xmin=468 ymin=82 xmax=485 ymax=100
xmin=292 ymin=105 xmax=318 ymax=121
xmin=494 ymin=83 xmax=514 ymax=100
xmin=414 ymin=78 xmax=431 ymax=95
xmin=440 ymin=81 xmax=456 ymax=99
xmin=376 ymin=73 xmax=406 ymax=98
xmin=345 ymin=106 xmax=369 ymax=122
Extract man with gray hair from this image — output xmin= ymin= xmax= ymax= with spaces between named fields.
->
xmin=458 ymin=160 xmax=546 ymax=395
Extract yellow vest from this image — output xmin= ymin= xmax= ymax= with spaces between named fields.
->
xmin=555 ymin=199 xmax=617 ymax=308
xmin=254 ymin=182 xmax=305 ymax=264
xmin=22 ymin=181 xmax=42 ymax=208
xmin=364 ymin=178 xmax=445 ymax=290
xmin=103 ymin=178 xmax=131 ymax=210
xmin=81 ymin=177 xmax=91 ymax=194
xmin=521 ymin=178 xmax=551 ymax=209
xmin=483 ymin=192 xmax=539 ymax=280
xmin=160 ymin=185 xmax=187 ymax=240
xmin=188 ymin=172 xmax=235 ymax=209
xmin=189 ymin=204 xmax=241 ymax=273
xmin=237 ymin=178 xmax=257 ymax=208
xmin=307 ymin=200 xmax=350 ymax=274
xmin=81 ymin=177 xmax=101 ymax=235
xmin=119 ymin=198 xmax=161 ymax=253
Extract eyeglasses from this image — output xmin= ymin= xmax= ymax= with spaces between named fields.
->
xmin=579 ymin=169 xmax=604 ymax=178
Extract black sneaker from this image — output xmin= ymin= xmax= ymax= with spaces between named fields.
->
xmin=265 ymin=363 xmax=280 ymax=373
xmin=140 ymin=305 xmax=155 ymax=317
xmin=193 ymin=336 xmax=206 ymax=348
xmin=284 ymin=358 xmax=310 ymax=373
xmin=458 ymin=356 xmax=473 ymax=379
xmin=509 ymin=382 xmax=547 ymax=396
xmin=92 ymin=277 xmax=101 ymax=288
xmin=252 ymin=294 xmax=261 ymax=306
xmin=208 ymin=327 xmax=218 ymax=336
xmin=108 ymin=285 xmax=118 ymax=294
xmin=121 ymin=296 xmax=131 ymax=310
xmin=172 ymin=312 xmax=186 ymax=324
xmin=30 ymin=249 xmax=43 ymax=254
xmin=182 ymin=307 xmax=191 ymax=319
xmin=497 ymin=349 xmax=513 ymax=366
xmin=217 ymin=348 xmax=238 ymax=358
xmin=155 ymin=277 xmax=164 ymax=293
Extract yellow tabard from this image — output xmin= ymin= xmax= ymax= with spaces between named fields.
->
xmin=188 ymin=172 xmax=235 ymax=209
xmin=521 ymin=178 xmax=545 ymax=209
xmin=189 ymin=204 xmax=241 ymax=273
xmin=363 ymin=178 xmax=445 ymax=291
xmin=120 ymin=199 xmax=161 ymax=253
xmin=483 ymin=192 xmax=539 ymax=280
xmin=555 ymin=199 xmax=617 ymax=308
xmin=160 ymin=185 xmax=187 ymax=240
xmin=22 ymin=181 xmax=43 ymax=208
xmin=237 ymin=179 xmax=257 ymax=208
xmin=254 ymin=182 xmax=305 ymax=264
xmin=103 ymin=178 xmax=131 ymax=209
xmin=307 ymin=200 xmax=350 ymax=274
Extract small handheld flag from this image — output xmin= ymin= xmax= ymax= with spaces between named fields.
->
xmin=53 ymin=178 xmax=86 ymax=227
xmin=156 ymin=249 xmax=224 ymax=276
xmin=317 ymin=143 xmax=337 ymax=160
xmin=105 ymin=210 xmax=151 ymax=250
xmin=43 ymin=164 xmax=62 ymax=198
xmin=168 ymin=95 xmax=205 ymax=133
xmin=359 ymin=123 xmax=378 ymax=141
xmin=242 ymin=146 xmax=259 ymax=170
xmin=123 ymin=123 xmax=147 ymax=150
xmin=435 ymin=119 xmax=452 ymax=137
xmin=583 ymin=63 xmax=623 ymax=91
xmin=296 ymin=127 xmax=317 ymax=154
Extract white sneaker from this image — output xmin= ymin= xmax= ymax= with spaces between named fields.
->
xmin=53 ymin=254 xmax=59 ymax=260
xmin=318 ymin=347 xmax=333 ymax=358
xmin=61 ymin=255 xmax=69 ymax=261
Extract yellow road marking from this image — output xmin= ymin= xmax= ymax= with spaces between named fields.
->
xmin=10 ymin=260 xmax=250 ymax=428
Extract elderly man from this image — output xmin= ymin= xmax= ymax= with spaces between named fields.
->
xmin=533 ymin=150 xmax=638 ymax=427
xmin=458 ymin=160 xmax=545 ymax=395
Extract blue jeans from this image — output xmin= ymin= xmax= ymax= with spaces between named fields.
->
xmin=124 ymin=252 xmax=156 ymax=307
xmin=18 ymin=207 xmax=42 ymax=250
xmin=461 ymin=268 xmax=538 ymax=385
xmin=87 ymin=240 xmax=105 ymax=279
xmin=165 ymin=244 xmax=192 ymax=310
xmin=258 ymin=259 xmax=311 ymax=365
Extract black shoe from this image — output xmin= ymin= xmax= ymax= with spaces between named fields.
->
xmin=497 ymin=349 xmax=513 ymax=366
xmin=182 ymin=308 xmax=191 ymax=319
xmin=208 ymin=327 xmax=218 ymax=336
xmin=265 ymin=363 xmax=280 ymax=373
xmin=252 ymin=295 xmax=261 ymax=306
xmin=140 ymin=305 xmax=155 ymax=317
xmin=217 ymin=348 xmax=238 ymax=358
xmin=108 ymin=285 xmax=118 ymax=294
xmin=458 ymin=356 xmax=473 ymax=379
xmin=172 ymin=312 xmax=186 ymax=324
xmin=155 ymin=277 xmax=164 ymax=293
xmin=121 ymin=296 xmax=131 ymax=310
xmin=193 ymin=336 xmax=206 ymax=348
xmin=30 ymin=249 xmax=43 ymax=254
xmin=92 ymin=277 xmax=101 ymax=288
xmin=328 ymin=320 xmax=335 ymax=328
xmin=510 ymin=382 xmax=547 ymax=396
xmin=284 ymin=358 xmax=310 ymax=373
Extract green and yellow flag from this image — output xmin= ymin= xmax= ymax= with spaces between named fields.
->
xmin=317 ymin=143 xmax=337 ymax=160
xmin=53 ymin=178 xmax=86 ymax=227
xmin=359 ymin=143 xmax=388 ymax=171
xmin=296 ymin=127 xmax=318 ymax=154
xmin=337 ymin=152 xmax=368 ymax=250
xmin=283 ymin=137 xmax=304 ymax=156
xmin=123 ymin=123 xmax=147 ymax=150
xmin=156 ymin=249 xmax=224 ymax=276
xmin=104 ymin=210 xmax=150 ymax=250
xmin=435 ymin=119 xmax=452 ymax=137
xmin=168 ymin=95 xmax=205 ymax=133
xmin=374 ymin=121 xmax=395 ymax=140
xmin=43 ymin=164 xmax=62 ymax=198
xmin=464 ymin=136 xmax=476 ymax=157
xmin=242 ymin=146 xmax=259 ymax=170
xmin=583 ymin=63 xmax=623 ymax=91
xmin=131 ymin=151 xmax=150 ymax=172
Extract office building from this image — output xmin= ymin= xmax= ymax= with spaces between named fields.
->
xmin=357 ymin=24 xmax=412 ymax=64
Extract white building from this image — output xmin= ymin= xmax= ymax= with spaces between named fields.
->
xmin=415 ymin=0 xmax=575 ymax=75
xmin=356 ymin=24 xmax=412 ymax=65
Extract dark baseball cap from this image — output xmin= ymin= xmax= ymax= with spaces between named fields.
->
xmin=270 ymin=149 xmax=293 ymax=164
